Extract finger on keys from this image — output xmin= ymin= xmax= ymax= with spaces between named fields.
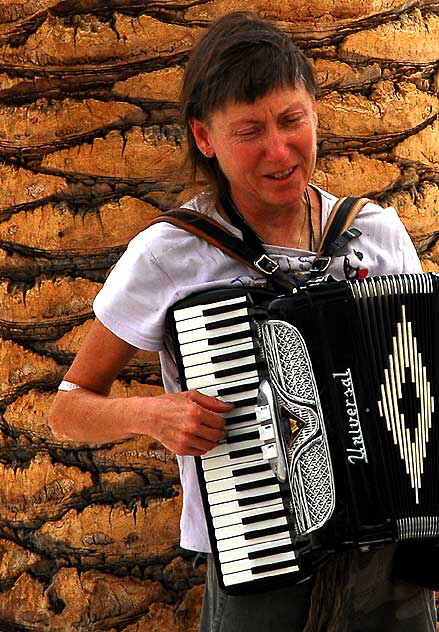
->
xmin=189 ymin=435 xmax=219 ymax=453
xmin=188 ymin=390 xmax=234 ymax=414
xmin=196 ymin=424 xmax=226 ymax=444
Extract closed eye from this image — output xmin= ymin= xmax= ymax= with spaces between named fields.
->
xmin=283 ymin=115 xmax=303 ymax=127
xmin=235 ymin=127 xmax=261 ymax=138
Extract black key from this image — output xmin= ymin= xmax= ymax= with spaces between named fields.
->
xmin=248 ymin=543 xmax=296 ymax=560
xmin=203 ymin=302 xmax=247 ymax=317
xmin=232 ymin=463 xmax=271 ymax=478
xmin=226 ymin=413 xmax=256 ymax=426
xmin=230 ymin=446 xmax=262 ymax=460
xmin=217 ymin=381 xmax=259 ymax=396
xmin=227 ymin=430 xmax=260 ymax=444
xmin=235 ymin=477 xmax=277 ymax=492
xmin=244 ymin=524 xmax=290 ymax=541
xmin=238 ymin=491 xmax=281 ymax=507
xmin=208 ymin=330 xmax=251 ymax=346
xmin=215 ymin=362 xmax=259 ymax=379
xmin=232 ymin=396 xmax=258 ymax=409
xmin=213 ymin=348 xmax=256 ymax=364
xmin=242 ymin=509 xmax=286 ymax=525
xmin=251 ymin=559 xmax=296 ymax=575
xmin=206 ymin=315 xmax=249 ymax=330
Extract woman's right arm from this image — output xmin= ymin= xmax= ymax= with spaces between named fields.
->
xmin=48 ymin=319 xmax=231 ymax=455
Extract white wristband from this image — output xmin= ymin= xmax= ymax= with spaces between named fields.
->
xmin=58 ymin=380 xmax=81 ymax=392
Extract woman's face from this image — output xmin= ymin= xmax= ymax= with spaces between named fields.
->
xmin=191 ymin=84 xmax=317 ymax=217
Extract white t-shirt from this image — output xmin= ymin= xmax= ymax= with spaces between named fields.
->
xmin=93 ymin=186 xmax=422 ymax=552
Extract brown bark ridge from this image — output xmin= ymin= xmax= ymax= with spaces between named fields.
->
xmin=0 ymin=2 xmax=438 ymax=631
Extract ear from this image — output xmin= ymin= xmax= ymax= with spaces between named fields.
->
xmin=190 ymin=118 xmax=215 ymax=158
xmin=311 ymin=97 xmax=318 ymax=127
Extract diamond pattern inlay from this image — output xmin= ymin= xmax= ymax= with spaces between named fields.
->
xmin=378 ymin=305 xmax=435 ymax=503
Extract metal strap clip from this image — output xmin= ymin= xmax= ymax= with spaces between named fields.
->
xmin=254 ymin=254 xmax=279 ymax=275
xmin=327 ymin=227 xmax=362 ymax=256
xmin=310 ymin=256 xmax=331 ymax=274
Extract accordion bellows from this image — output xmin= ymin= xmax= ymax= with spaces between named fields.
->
xmin=169 ymin=273 xmax=439 ymax=594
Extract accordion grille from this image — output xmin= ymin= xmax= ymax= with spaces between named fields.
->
xmin=291 ymin=439 xmax=337 ymax=534
xmin=263 ymin=321 xmax=315 ymax=405
xmin=262 ymin=319 xmax=335 ymax=534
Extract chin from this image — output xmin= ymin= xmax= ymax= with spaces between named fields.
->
xmin=263 ymin=191 xmax=302 ymax=210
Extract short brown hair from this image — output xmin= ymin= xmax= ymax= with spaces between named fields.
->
xmin=180 ymin=11 xmax=317 ymax=199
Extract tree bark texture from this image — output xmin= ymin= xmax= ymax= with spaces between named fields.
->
xmin=0 ymin=1 xmax=438 ymax=630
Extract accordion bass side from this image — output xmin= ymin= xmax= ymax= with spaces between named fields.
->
xmin=168 ymin=273 xmax=439 ymax=594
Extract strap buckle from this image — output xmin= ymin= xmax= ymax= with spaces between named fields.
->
xmin=254 ymin=254 xmax=279 ymax=275
xmin=310 ymin=256 xmax=331 ymax=274
xmin=326 ymin=227 xmax=362 ymax=257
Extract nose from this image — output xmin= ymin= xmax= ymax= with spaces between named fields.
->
xmin=263 ymin=127 xmax=290 ymax=163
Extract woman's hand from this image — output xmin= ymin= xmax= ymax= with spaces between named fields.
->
xmin=137 ymin=390 xmax=233 ymax=456
xmin=48 ymin=320 xmax=233 ymax=455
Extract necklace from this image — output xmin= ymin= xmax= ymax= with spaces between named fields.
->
xmin=297 ymin=192 xmax=309 ymax=249
xmin=297 ymin=187 xmax=314 ymax=250
xmin=222 ymin=186 xmax=315 ymax=249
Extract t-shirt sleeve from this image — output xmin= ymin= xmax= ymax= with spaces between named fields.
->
xmin=352 ymin=203 xmax=422 ymax=275
xmin=386 ymin=205 xmax=422 ymax=274
xmin=398 ymin=214 xmax=423 ymax=274
xmin=93 ymin=231 xmax=180 ymax=351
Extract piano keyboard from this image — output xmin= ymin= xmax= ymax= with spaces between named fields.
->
xmin=172 ymin=291 xmax=301 ymax=591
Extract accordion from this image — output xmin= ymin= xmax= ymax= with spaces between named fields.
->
xmin=168 ymin=273 xmax=439 ymax=594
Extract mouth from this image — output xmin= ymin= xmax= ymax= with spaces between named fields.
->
xmin=265 ymin=166 xmax=295 ymax=180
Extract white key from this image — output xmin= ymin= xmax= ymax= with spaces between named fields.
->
xmin=180 ymin=328 xmax=253 ymax=356
xmin=174 ymin=295 xmax=247 ymax=322
xmin=181 ymin=341 xmax=255 ymax=368
xmin=184 ymin=351 xmax=256 ymax=379
xmin=261 ymin=442 xmax=278 ymax=460
xmin=223 ymin=562 xmax=299 ymax=586
xmin=186 ymin=368 xmax=259 ymax=390
xmin=219 ymin=424 xmax=259 ymax=441
xmin=202 ymin=428 xmax=262 ymax=460
xmin=200 ymin=379 xmax=259 ymax=400
xmin=226 ymin=398 xmax=258 ymax=410
xmin=176 ymin=307 xmax=249 ymax=334
xmin=218 ymin=536 xmax=293 ymax=563
xmin=226 ymin=405 xmax=257 ymax=417
xmin=259 ymin=424 xmax=275 ymax=441
xmin=256 ymin=405 xmax=272 ymax=423
xmin=178 ymin=321 xmax=251 ymax=347
xmin=221 ymin=550 xmax=297 ymax=576
xmin=224 ymin=405 xmax=258 ymax=431
xmin=206 ymin=467 xmax=275 ymax=494
xmin=216 ymin=526 xmax=289 ymax=552
xmin=203 ymin=458 xmax=268 ymax=483
xmin=209 ymin=495 xmax=280 ymax=517
xmin=212 ymin=500 xmax=283 ymax=529
xmin=215 ymin=515 xmax=287 ymax=541
xmin=201 ymin=447 xmax=263 ymax=471
xmin=207 ymin=483 xmax=280 ymax=507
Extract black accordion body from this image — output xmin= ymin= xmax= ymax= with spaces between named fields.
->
xmin=168 ymin=273 xmax=439 ymax=594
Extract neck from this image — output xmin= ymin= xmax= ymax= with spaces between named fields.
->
xmin=221 ymin=187 xmax=320 ymax=250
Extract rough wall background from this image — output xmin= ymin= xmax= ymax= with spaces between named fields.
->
xmin=0 ymin=1 xmax=438 ymax=630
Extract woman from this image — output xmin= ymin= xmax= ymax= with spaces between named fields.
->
xmin=49 ymin=11 xmax=435 ymax=631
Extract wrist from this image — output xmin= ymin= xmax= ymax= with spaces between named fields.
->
xmin=123 ymin=395 xmax=153 ymax=436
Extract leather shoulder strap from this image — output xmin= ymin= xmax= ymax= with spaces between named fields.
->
xmin=317 ymin=196 xmax=370 ymax=257
xmin=149 ymin=208 xmax=261 ymax=271
xmin=149 ymin=208 xmax=298 ymax=291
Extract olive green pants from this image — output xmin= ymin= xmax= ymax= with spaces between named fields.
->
xmin=199 ymin=546 xmax=436 ymax=632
